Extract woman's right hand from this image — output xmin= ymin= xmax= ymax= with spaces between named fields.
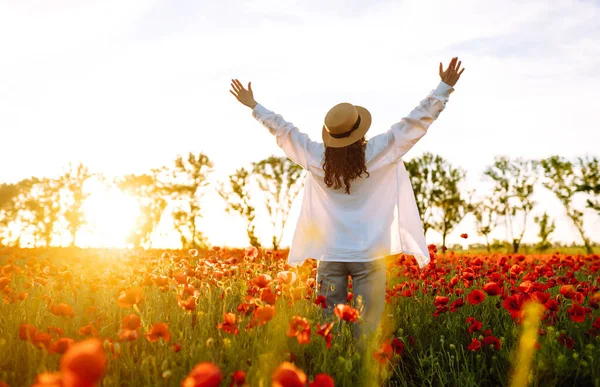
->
xmin=230 ymin=79 xmax=257 ymax=109
xmin=439 ymin=57 xmax=465 ymax=87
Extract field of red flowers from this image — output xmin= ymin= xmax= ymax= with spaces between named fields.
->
xmin=0 ymin=246 xmax=599 ymax=387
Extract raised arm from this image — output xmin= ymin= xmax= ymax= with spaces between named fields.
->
xmin=230 ymin=79 xmax=321 ymax=170
xmin=372 ymin=57 xmax=464 ymax=164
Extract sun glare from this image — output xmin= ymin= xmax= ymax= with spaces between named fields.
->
xmin=79 ymin=179 xmax=140 ymax=248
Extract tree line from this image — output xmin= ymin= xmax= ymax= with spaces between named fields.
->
xmin=0 ymin=153 xmax=598 ymax=253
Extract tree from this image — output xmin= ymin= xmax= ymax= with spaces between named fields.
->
xmin=21 ymin=177 xmax=62 ymax=247
xmin=118 ymin=169 xmax=168 ymax=248
xmin=576 ymin=155 xmax=600 ymax=214
xmin=484 ymin=157 xmax=538 ymax=253
xmin=217 ymin=167 xmax=260 ymax=248
xmin=252 ymin=156 xmax=304 ymax=250
xmin=405 ymin=152 xmax=446 ymax=235
xmin=431 ymin=160 xmax=469 ymax=249
xmin=541 ymin=155 xmax=593 ymax=254
xmin=471 ymin=198 xmax=498 ymax=252
xmin=0 ymin=183 xmax=20 ymax=246
xmin=166 ymin=153 xmax=213 ymax=249
xmin=60 ymin=163 xmax=93 ymax=247
xmin=534 ymin=212 xmax=556 ymax=251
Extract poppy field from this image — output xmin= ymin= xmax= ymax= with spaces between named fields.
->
xmin=0 ymin=246 xmax=599 ymax=387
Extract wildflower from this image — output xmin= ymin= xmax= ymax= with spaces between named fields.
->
xmin=216 ymin=313 xmax=239 ymax=335
xmin=19 ymin=323 xmax=37 ymax=341
xmin=467 ymin=289 xmax=485 ymax=306
xmin=49 ymin=337 xmax=75 ymax=354
xmin=287 ymin=316 xmax=311 ymax=344
xmin=116 ymin=287 xmax=143 ymax=308
xmin=315 ymin=322 xmax=334 ymax=349
xmin=567 ymin=304 xmax=590 ymax=323
xmin=483 ymin=282 xmax=502 ymax=296
xmin=181 ymin=362 xmax=222 ymax=387
xmin=252 ymin=305 xmax=275 ymax=326
xmin=231 ymin=370 xmax=247 ymax=386
xmin=309 ymin=374 xmax=334 ymax=387
xmin=315 ymin=295 xmax=327 ymax=309
xmin=146 ymin=323 xmax=170 ymax=343
xmin=272 ymin=362 xmax=307 ymax=387
xmin=50 ymin=303 xmax=75 ymax=318
xmin=467 ymin=338 xmax=481 ymax=351
xmin=373 ymin=339 xmax=394 ymax=364
xmin=60 ymin=338 xmax=107 ymax=387
xmin=482 ymin=335 xmax=501 ymax=350
xmin=334 ymin=304 xmax=360 ymax=322
xmin=252 ymin=274 xmax=272 ymax=288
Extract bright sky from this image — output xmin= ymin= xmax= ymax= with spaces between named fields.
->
xmin=1 ymin=0 xmax=599 ymax=249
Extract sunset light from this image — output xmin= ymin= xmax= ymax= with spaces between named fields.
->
xmin=79 ymin=179 xmax=140 ymax=248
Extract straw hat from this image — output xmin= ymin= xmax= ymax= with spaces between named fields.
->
xmin=322 ymin=102 xmax=372 ymax=148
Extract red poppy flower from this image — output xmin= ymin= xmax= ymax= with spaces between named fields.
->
xmin=449 ymin=297 xmax=465 ymax=312
xmin=557 ymin=333 xmax=575 ymax=349
xmin=146 ymin=322 xmax=170 ymax=343
xmin=122 ymin=314 xmax=141 ymax=331
xmin=50 ymin=303 xmax=75 ymax=318
xmin=182 ymin=362 xmax=223 ymax=387
xmin=530 ymin=291 xmax=550 ymax=305
xmin=373 ymin=339 xmax=393 ymax=365
xmin=465 ymin=317 xmax=482 ymax=333
xmin=19 ymin=323 xmax=38 ymax=341
xmin=567 ymin=303 xmax=590 ymax=323
xmin=315 ymin=322 xmax=334 ymax=349
xmin=315 ymin=295 xmax=327 ymax=309
xmin=467 ymin=290 xmax=485 ymax=306
xmin=49 ymin=337 xmax=75 ymax=354
xmin=60 ymin=338 xmax=107 ymax=387
xmin=287 ymin=316 xmax=311 ymax=344
xmin=483 ymin=282 xmax=502 ymax=296
xmin=334 ymin=304 xmax=360 ymax=322
xmin=252 ymin=274 xmax=272 ymax=288
xmin=272 ymin=362 xmax=307 ymax=387
xmin=434 ymin=296 xmax=449 ymax=306
xmin=29 ymin=372 xmax=63 ymax=387
xmin=482 ymin=335 xmax=501 ymax=350
xmin=518 ymin=281 xmax=535 ymax=294
xmin=77 ymin=324 xmax=99 ymax=337
xmin=217 ymin=313 xmax=239 ymax=335
xmin=0 ymin=277 xmax=11 ymax=291
xmin=230 ymin=370 xmax=246 ymax=386
xmin=467 ymin=338 xmax=481 ymax=351
xmin=309 ymin=374 xmax=335 ymax=387
xmin=390 ymin=337 xmax=405 ymax=355
xmin=460 ymin=233 xmax=468 ymax=239
xmin=502 ymin=294 xmax=525 ymax=320
xmin=116 ymin=287 xmax=143 ymax=308
xmin=252 ymin=305 xmax=276 ymax=326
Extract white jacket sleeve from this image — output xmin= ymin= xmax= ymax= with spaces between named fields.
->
xmin=372 ymin=81 xmax=454 ymax=164
xmin=252 ymin=103 xmax=322 ymax=170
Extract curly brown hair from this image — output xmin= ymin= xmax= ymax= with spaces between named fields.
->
xmin=322 ymin=137 xmax=370 ymax=194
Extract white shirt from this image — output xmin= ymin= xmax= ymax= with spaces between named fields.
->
xmin=252 ymin=80 xmax=454 ymax=269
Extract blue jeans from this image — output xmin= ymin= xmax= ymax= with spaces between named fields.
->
xmin=316 ymin=258 xmax=387 ymax=350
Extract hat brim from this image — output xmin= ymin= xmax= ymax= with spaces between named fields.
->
xmin=322 ymin=106 xmax=372 ymax=148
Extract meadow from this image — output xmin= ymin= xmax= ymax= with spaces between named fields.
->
xmin=0 ymin=245 xmax=599 ymax=387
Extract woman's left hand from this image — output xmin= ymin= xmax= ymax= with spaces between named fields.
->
xmin=230 ymin=79 xmax=257 ymax=109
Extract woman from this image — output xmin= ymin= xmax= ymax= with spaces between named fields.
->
xmin=230 ymin=57 xmax=464 ymax=350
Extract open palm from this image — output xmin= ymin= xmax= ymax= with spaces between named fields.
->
xmin=230 ymin=79 xmax=257 ymax=109
xmin=439 ymin=57 xmax=465 ymax=87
